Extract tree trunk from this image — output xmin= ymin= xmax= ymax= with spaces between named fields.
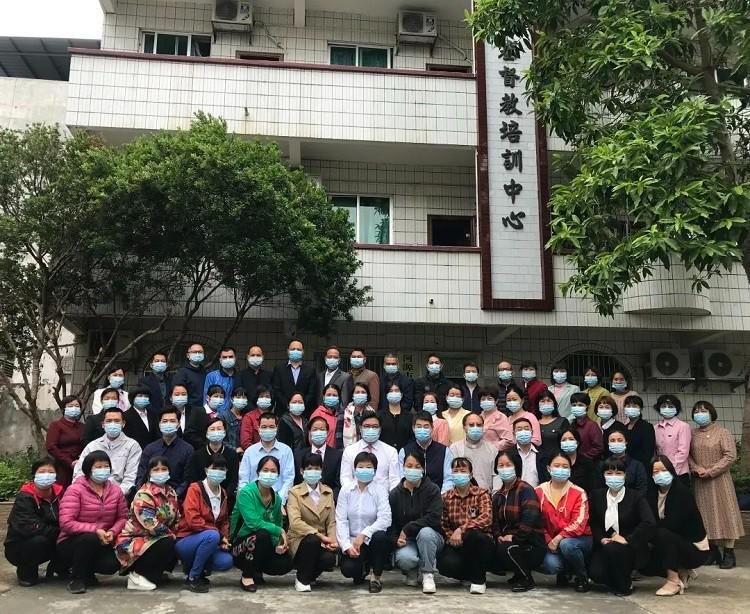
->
xmin=740 ymin=251 xmax=750 ymax=473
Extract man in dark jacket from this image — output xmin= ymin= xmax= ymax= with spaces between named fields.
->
xmin=238 ymin=345 xmax=273 ymax=400
xmin=172 ymin=342 xmax=207 ymax=411
xmin=399 ymin=412 xmax=453 ymax=491
xmin=137 ymin=351 xmax=173 ymax=411
xmin=271 ymin=339 xmax=318 ymax=415
xmin=414 ymin=354 xmax=455 ymax=411
xmin=379 ymin=352 xmax=415 ymax=411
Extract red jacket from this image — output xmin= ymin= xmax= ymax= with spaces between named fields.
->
xmin=45 ymin=417 xmax=84 ymax=485
xmin=58 ymin=476 xmax=128 ymax=543
xmin=240 ymin=409 xmax=262 ymax=450
xmin=176 ymin=481 xmax=230 ymax=539
xmin=534 ymin=481 xmax=591 ymax=542
xmin=309 ymin=405 xmax=337 ymax=448
xmin=523 ymin=379 xmax=548 ymax=415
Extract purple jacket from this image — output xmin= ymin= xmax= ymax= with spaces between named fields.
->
xmin=57 ymin=475 xmax=129 ymax=543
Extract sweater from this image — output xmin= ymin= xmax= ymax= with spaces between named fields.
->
xmin=230 ymin=481 xmax=283 ymax=546
xmin=388 ymin=477 xmax=443 ymax=539
xmin=57 ymin=476 xmax=128 ymax=543
xmin=4 ymin=482 xmax=63 ymax=546
xmin=45 ymin=417 xmax=84 ymax=485
xmin=492 ymin=479 xmax=546 ymax=548
xmin=535 ymin=481 xmax=591 ymax=542
xmin=350 ymin=368 xmax=381 ymax=410
xmin=176 ymin=480 xmax=229 ymax=539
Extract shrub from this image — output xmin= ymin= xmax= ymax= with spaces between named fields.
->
xmin=0 ymin=450 xmax=35 ymax=500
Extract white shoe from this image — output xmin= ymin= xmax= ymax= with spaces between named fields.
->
xmin=127 ymin=571 xmax=156 ymax=591
xmin=404 ymin=569 xmax=420 ymax=587
xmin=469 ymin=583 xmax=486 ymax=594
xmin=295 ymin=578 xmax=311 ymax=592
xmin=422 ymin=573 xmax=436 ymax=594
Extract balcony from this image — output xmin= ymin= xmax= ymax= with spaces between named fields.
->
xmin=622 ymin=262 xmax=712 ymax=315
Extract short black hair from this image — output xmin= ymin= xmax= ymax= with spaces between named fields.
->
xmin=59 ymin=395 xmax=81 ymax=410
xmin=220 ymin=346 xmax=236 ymax=354
xmin=451 ymin=456 xmax=474 ymax=472
xmin=81 ymin=450 xmax=111 ymax=477
xmin=207 ymin=384 xmax=225 ymax=397
xmin=350 ymin=347 xmax=366 ymax=355
xmin=207 ymin=416 xmax=227 ymax=431
xmin=403 ymin=448 xmax=425 ymax=468
xmin=256 ymin=454 xmax=280 ymax=474
xmin=569 ymin=392 xmax=591 ymax=406
xmin=259 ymin=412 xmax=279 ymax=426
xmin=513 ymin=417 xmax=532 ymax=430
xmin=462 ymin=412 xmax=484 ymax=426
xmin=322 ymin=383 xmax=341 ymax=398
xmin=558 ymin=427 xmax=581 ymax=446
xmin=99 ymin=387 xmax=120 ymax=400
xmin=412 ymin=410 xmax=433 ymax=426
xmin=547 ymin=451 xmax=573 ymax=467
xmin=649 ymin=454 xmax=678 ymax=477
xmin=353 ymin=451 xmax=378 ymax=470
xmin=463 ymin=361 xmax=478 ymax=370
xmin=585 ymin=366 xmax=602 ymax=379
xmin=252 ymin=384 xmax=273 ymax=406
xmin=159 ymin=406 xmax=181 ymax=421
xmin=654 ymin=394 xmax=683 ymax=415
xmin=307 ymin=416 xmax=330 ymax=432
xmin=100 ymin=407 xmax=124 ymax=421
xmin=148 ymin=455 xmax=170 ymax=471
xmin=493 ymin=449 xmax=522 ymax=477
xmin=426 ymin=353 xmax=442 ymax=363
xmin=537 ymin=390 xmax=560 ymax=416
xmin=31 ymin=456 xmax=57 ymax=477
xmin=624 ymin=395 xmax=644 ymax=408
xmin=692 ymin=400 xmax=717 ymax=422
xmin=601 ymin=457 xmax=626 ymax=473
xmin=521 ymin=361 xmax=538 ymax=370
xmin=232 ymin=386 xmax=247 ymax=398
xmin=206 ymin=454 xmax=228 ymax=470
xmin=606 ymin=425 xmax=629 ymax=442
xmin=352 ymin=381 xmax=371 ymax=400
xmin=129 ymin=386 xmax=152 ymax=405
xmin=302 ymin=452 xmax=323 ymax=470
xmin=479 ymin=386 xmax=499 ymax=398
xmin=360 ymin=410 xmax=380 ymax=426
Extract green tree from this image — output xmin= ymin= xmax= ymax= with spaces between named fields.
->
xmin=468 ymin=1 xmax=750 ymax=467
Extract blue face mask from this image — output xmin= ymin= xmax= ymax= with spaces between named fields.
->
xmin=160 ymin=423 xmax=178 ymax=436
xmin=446 ymin=396 xmax=463 ymax=409
xmin=552 ymin=372 xmax=567 ymax=383
xmin=233 ymin=398 xmax=248 ymax=410
xmin=208 ymin=397 xmax=224 ymax=410
xmin=611 ymin=382 xmax=627 ymax=392
xmin=207 ymin=469 xmax=226 ymax=485
xmin=355 ymin=467 xmax=375 ymax=483
xmin=220 ymin=358 xmax=236 ymax=370
xmin=323 ymin=396 xmax=339 ymax=409
xmin=189 ymin=352 xmax=204 ymax=364
xmin=597 ymin=408 xmax=613 ymax=421
xmin=303 ymin=469 xmax=322 ymax=485
xmin=361 ymin=427 xmax=380 ymax=444
xmin=466 ymin=425 xmax=483 ymax=441
xmin=560 ymin=440 xmax=578 ymax=454
xmin=289 ymin=402 xmax=305 ymax=416
xmin=422 ymin=402 xmax=438 ymax=415
xmin=404 ymin=468 xmax=424 ymax=483
xmin=506 ymin=400 xmax=522 ymax=413
xmin=521 ymin=369 xmax=536 ymax=381
xmin=550 ymin=467 xmax=571 ymax=482
xmin=608 ymin=442 xmax=627 ymax=455
xmin=133 ymin=396 xmax=150 ymax=410
xmin=103 ymin=422 xmax=122 ymax=438
xmin=653 ymin=471 xmax=674 ymax=487
xmin=539 ymin=402 xmax=555 ymax=415
xmin=288 ymin=349 xmax=303 ymax=362
xmin=605 ymin=475 xmax=626 ymax=491
xmin=452 ymin=472 xmax=471 ymax=487
xmin=64 ymin=406 xmax=81 ymax=420
xmin=207 ymin=430 xmax=225 ymax=443
xmin=325 ymin=357 xmax=340 ymax=370
xmin=34 ymin=473 xmax=57 ymax=489
xmin=386 ymin=392 xmax=402 ymax=405
xmin=151 ymin=361 xmax=167 ymax=373
xmin=660 ymin=406 xmax=678 ymax=419
xmin=693 ymin=412 xmax=711 ymax=426
xmin=480 ymin=399 xmax=496 ymax=412
xmin=498 ymin=370 xmax=513 ymax=381
xmin=497 ymin=467 xmax=516 ymax=482
xmin=515 ymin=430 xmax=532 ymax=445
xmin=150 ymin=471 xmax=170 ymax=485
xmin=310 ymin=430 xmax=328 ymax=447
xmin=427 ymin=363 xmax=442 ymax=375
xmin=248 ymin=355 xmax=264 ymax=368
xmin=353 ymin=393 xmax=368 ymax=406
xmin=172 ymin=394 xmax=188 ymax=408
xmin=414 ymin=427 xmax=432 ymax=444
xmin=258 ymin=471 xmax=278 ymax=487
xmin=256 ymin=397 xmax=272 ymax=410
xmin=259 ymin=429 xmax=277 ymax=442
xmin=624 ymin=406 xmax=641 ymax=420
xmin=570 ymin=405 xmax=587 ymax=418
xmin=464 ymin=372 xmax=479 ymax=383
xmin=584 ymin=375 xmax=598 ymax=387
xmin=102 ymin=399 xmax=119 ymax=411
xmin=350 ymin=357 xmax=365 ymax=369
xmin=109 ymin=376 xmax=125 ymax=389
xmin=384 ymin=364 xmax=398 ymax=375
xmin=91 ymin=468 xmax=111 ymax=483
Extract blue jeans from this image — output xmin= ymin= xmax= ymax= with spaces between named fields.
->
xmin=175 ymin=530 xmax=233 ymax=579
xmin=394 ymin=527 xmax=444 ymax=574
xmin=540 ymin=536 xmax=592 ymax=579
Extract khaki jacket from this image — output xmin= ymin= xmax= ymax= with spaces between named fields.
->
xmin=287 ymin=482 xmax=337 ymax=556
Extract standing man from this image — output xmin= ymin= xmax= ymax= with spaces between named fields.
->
xmin=378 ymin=352 xmax=414 ymax=412
xmin=496 ymin=359 xmax=516 ymax=413
xmin=239 ymin=345 xmax=272 ymax=400
xmin=318 ymin=345 xmax=353 ymax=408
xmin=202 ymin=346 xmax=240 ymax=414
xmin=520 ymin=361 xmax=547 ymax=415
xmin=348 ymin=348 xmax=380 ymax=411
xmin=459 ymin=362 xmax=482 ymax=413
xmin=173 ymin=342 xmax=207 ymax=415
xmin=271 ymin=339 xmax=318 ymax=415
xmin=138 ymin=351 xmax=173 ymax=412
xmin=414 ymin=354 xmax=454 ymax=411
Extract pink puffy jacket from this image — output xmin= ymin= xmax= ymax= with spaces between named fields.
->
xmin=57 ymin=475 xmax=129 ymax=543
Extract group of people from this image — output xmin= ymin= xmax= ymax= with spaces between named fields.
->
xmin=4 ymin=340 xmax=744 ymax=597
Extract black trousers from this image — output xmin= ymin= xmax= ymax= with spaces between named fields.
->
xmin=293 ymin=534 xmax=337 ymax=585
xmin=57 ymin=533 xmax=120 ymax=581
xmin=4 ymin=536 xmax=57 ymax=582
xmin=129 ymin=537 xmax=177 ymax=584
xmin=589 ymin=542 xmax=634 ymax=594
xmin=233 ymin=530 xmax=293 ymax=579
xmin=494 ymin=540 xmax=546 ymax=579
xmin=340 ymin=530 xmax=392 ymax=579
xmin=641 ymin=527 xmax=710 ymax=575
xmin=437 ymin=530 xmax=494 ymax=584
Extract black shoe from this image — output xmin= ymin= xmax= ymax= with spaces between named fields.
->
xmin=240 ymin=577 xmax=257 ymax=592
xmin=574 ymin=576 xmax=590 ymax=593
xmin=186 ymin=576 xmax=209 ymax=593
xmin=16 ymin=568 xmax=38 ymax=587
xmin=507 ymin=574 xmax=522 ymax=585
xmin=199 ymin=572 xmax=211 ymax=586
xmin=510 ymin=576 xmax=535 ymax=592
xmin=67 ymin=579 xmax=87 ymax=594
xmin=613 ymin=584 xmax=633 ymax=597
xmin=369 ymin=579 xmax=383 ymax=593
xmin=353 ymin=576 xmax=366 ymax=586
xmin=707 ymin=545 xmax=722 ymax=565
xmin=556 ymin=573 xmax=570 ymax=588
xmin=720 ymin=548 xmax=736 ymax=569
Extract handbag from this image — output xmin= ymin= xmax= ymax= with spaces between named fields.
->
xmin=230 ymin=514 xmax=257 ymax=560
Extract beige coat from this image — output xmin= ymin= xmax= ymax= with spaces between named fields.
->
xmin=286 ymin=482 xmax=337 ymax=556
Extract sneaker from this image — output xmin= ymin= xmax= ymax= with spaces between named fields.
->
xmin=469 ymin=583 xmax=486 ymax=594
xmin=185 ymin=576 xmax=209 ymax=593
xmin=127 ymin=571 xmax=157 ymax=591
xmin=369 ymin=579 xmax=383 ymax=593
xmin=67 ymin=579 xmax=87 ymax=594
xmin=511 ymin=576 xmax=535 ymax=592
xmin=198 ymin=573 xmax=211 ymax=586
xmin=422 ymin=573 xmax=436 ymax=594
xmin=404 ymin=569 xmax=420 ymax=587
xmin=295 ymin=578 xmax=312 ymax=592
xmin=574 ymin=576 xmax=590 ymax=593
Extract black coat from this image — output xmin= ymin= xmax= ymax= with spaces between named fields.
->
xmin=278 ymin=413 xmax=307 ymax=451
xmin=81 ymin=413 xmax=103 ymax=446
xmin=293 ymin=445 xmax=343 ymax=500
xmin=173 ymin=363 xmax=206 ymax=411
xmin=387 ymin=477 xmax=443 ymax=539
xmin=122 ymin=407 xmax=160 ymax=449
xmin=137 ymin=372 xmax=173 ymax=411
xmin=271 ymin=363 xmax=318 ymax=416
xmin=184 ymin=407 xmax=215 ymax=450
xmin=184 ymin=443 xmax=240 ymax=502
xmin=238 ymin=367 xmax=273 ymax=399
xmin=646 ymin=479 xmax=707 ymax=544
xmin=625 ymin=419 xmax=656 ymax=468
xmin=378 ymin=407 xmax=414 ymax=450
xmin=601 ymin=420 xmax=627 ymax=457
xmin=378 ymin=372 xmax=415 ymax=412
xmin=414 ymin=372 xmax=455 ymax=411
xmin=459 ymin=382 xmax=482 ymax=413
xmin=4 ymin=483 xmax=62 ymax=546
xmin=570 ymin=454 xmax=595 ymax=493
xmin=595 ymin=456 xmax=648 ymax=496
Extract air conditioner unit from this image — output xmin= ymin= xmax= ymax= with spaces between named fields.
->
xmin=213 ymin=0 xmax=253 ymax=32
xmin=398 ymin=11 xmax=438 ymax=45
xmin=703 ymin=350 xmax=745 ymax=380
xmin=649 ymin=349 xmax=691 ymax=379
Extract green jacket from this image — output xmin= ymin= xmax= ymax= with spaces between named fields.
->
xmin=230 ymin=481 xmax=283 ymax=546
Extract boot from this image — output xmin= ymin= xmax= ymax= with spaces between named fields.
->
xmin=707 ymin=544 xmax=722 ymax=566
xmin=719 ymin=548 xmax=736 ymax=569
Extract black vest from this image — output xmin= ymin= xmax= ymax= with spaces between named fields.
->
xmin=403 ymin=440 xmax=448 ymax=489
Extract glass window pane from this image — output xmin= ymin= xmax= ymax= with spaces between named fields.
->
xmin=330 ymin=46 xmax=356 ymax=66
xmin=143 ymin=32 xmax=155 ymax=54
xmin=191 ymin=35 xmax=211 ymax=57
xmin=155 ymin=33 xmax=176 ymax=55
xmin=360 ymin=197 xmax=390 ymax=244
xmin=332 ymin=196 xmax=358 ymax=239
xmin=359 ymin=47 xmax=388 ymax=68
xmin=176 ymin=35 xmax=188 ymax=56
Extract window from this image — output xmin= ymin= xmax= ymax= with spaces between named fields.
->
xmin=330 ymin=45 xmax=392 ymax=68
xmin=559 ymin=351 xmax=631 ymax=390
xmin=236 ymin=51 xmax=284 ymax=61
xmin=426 ymin=64 xmax=472 ymax=74
xmin=429 ymin=216 xmax=476 ymax=246
xmin=142 ymin=32 xmax=211 ymax=57
xmin=332 ymin=195 xmax=391 ymax=244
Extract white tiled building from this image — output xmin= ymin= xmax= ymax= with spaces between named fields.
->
xmin=2 ymin=0 xmax=749 ymax=438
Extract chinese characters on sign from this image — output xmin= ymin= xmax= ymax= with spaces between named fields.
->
xmin=498 ymin=50 xmax=525 ymax=230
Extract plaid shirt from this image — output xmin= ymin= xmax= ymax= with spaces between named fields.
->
xmin=491 ymin=479 xmax=545 ymax=546
xmin=441 ymin=484 xmax=492 ymax=537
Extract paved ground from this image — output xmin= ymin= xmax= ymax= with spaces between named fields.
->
xmin=0 ymin=502 xmax=748 ymax=613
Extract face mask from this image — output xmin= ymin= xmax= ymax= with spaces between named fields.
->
xmin=353 ymin=393 xmax=368 ymax=406
xmin=172 ymin=394 xmax=188 ymax=407
xmin=597 ymin=408 xmax=613 ymax=421
xmin=464 ymin=372 xmax=478 ymax=383
xmin=160 ymin=423 xmax=178 ymax=436
xmin=624 ymin=406 xmax=641 ymax=420
xmin=506 ymin=400 xmax=521 ymax=413
xmin=233 ymin=398 xmax=248 ymax=410
xmin=605 ymin=475 xmax=626 ymax=491
xmin=497 ymin=467 xmax=516 ymax=482
xmin=288 ymin=349 xmax=303 ymax=362
xmin=660 ymin=406 xmax=677 ymax=419
xmin=260 ymin=429 xmax=277 ymax=442
xmin=515 ymin=430 xmax=532 ymax=445
xmin=584 ymin=375 xmax=598 ymax=387
xmin=109 ymin=376 xmax=124 ymax=389
xmin=693 ymin=412 xmax=711 ymax=426
xmin=91 ymin=468 xmax=111 ymax=483
xmin=257 ymin=397 xmax=272 ymax=410
xmin=361 ymin=427 xmax=380 ymax=444
xmin=325 ymin=357 xmax=340 ymax=370
xmin=560 ymin=440 xmax=578 ymax=454
xmin=552 ymin=372 xmax=567 ymax=384
xmin=404 ymin=468 xmax=424 ymax=483
xmin=498 ymin=369 xmax=512 ymax=381
xmin=608 ymin=442 xmax=626 ymax=455
xmin=102 ymin=399 xmax=119 ymax=410
xmin=220 ymin=358 xmax=236 ymax=370
xmin=151 ymin=361 xmax=167 ymax=374
xmin=350 ymin=357 xmax=365 ymax=369
xmin=466 ymin=425 xmax=483 ymax=441
xmin=414 ymin=427 xmax=432 ymax=444
xmin=248 ymin=356 xmax=264 ymax=369
xmin=550 ymin=467 xmax=571 ymax=482
xmin=653 ymin=471 xmax=674 ymax=487
xmin=207 ymin=469 xmax=227 ymax=485
xmin=289 ymin=402 xmax=305 ymax=416
xmin=427 ymin=363 xmax=442 ymax=375
xmin=355 ymin=467 xmax=375 ymax=483
xmin=303 ymin=469 xmax=322 ymax=485
xmin=209 ymin=397 xmax=224 ymax=410
xmin=422 ymin=402 xmax=438 ymax=415
xmin=386 ymin=391 xmax=403 ymax=405
xmin=570 ymin=405 xmax=587 ymax=418
xmin=103 ymin=422 xmax=122 ymax=438
xmin=611 ymin=382 xmax=627 ymax=392
xmin=452 ymin=473 xmax=471 ymax=487
xmin=539 ymin=402 xmax=555 ymax=415
xmin=189 ymin=352 xmax=205 ymax=364
xmin=34 ymin=473 xmax=57 ymax=489
xmin=384 ymin=364 xmax=398 ymax=375
xmin=310 ymin=430 xmax=328 ymax=447
xmin=64 ymin=406 xmax=81 ymax=420
xmin=133 ymin=396 xmax=150 ymax=410
xmin=207 ymin=430 xmax=225 ymax=443
xmin=258 ymin=471 xmax=278 ymax=487
xmin=521 ymin=369 xmax=536 ymax=381
xmin=446 ymin=396 xmax=463 ymax=409
xmin=480 ymin=399 xmax=496 ymax=412
xmin=323 ymin=396 xmax=339 ymax=409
